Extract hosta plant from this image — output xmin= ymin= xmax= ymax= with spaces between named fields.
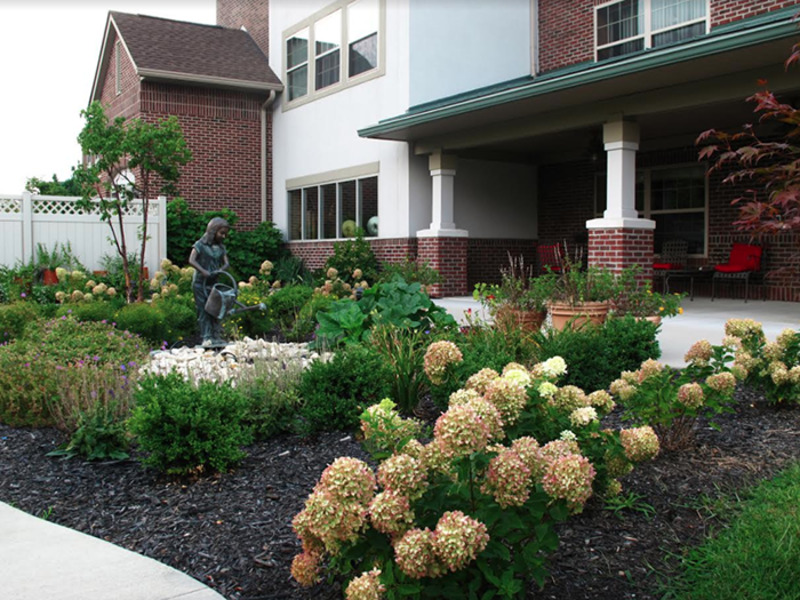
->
xmin=290 ymin=355 xmax=659 ymax=599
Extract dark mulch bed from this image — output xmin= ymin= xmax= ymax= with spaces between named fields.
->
xmin=1 ymin=387 xmax=799 ymax=599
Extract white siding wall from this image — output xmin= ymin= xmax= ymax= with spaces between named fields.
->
xmin=270 ymin=0 xmax=416 ymax=238
xmin=408 ymin=0 xmax=532 ymax=107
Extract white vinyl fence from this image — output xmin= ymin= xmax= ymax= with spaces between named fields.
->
xmin=0 ymin=192 xmax=167 ymax=275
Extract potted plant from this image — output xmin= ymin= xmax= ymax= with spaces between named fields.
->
xmin=610 ymin=265 xmax=685 ymax=325
xmin=35 ymin=243 xmax=73 ymax=286
xmin=473 ymin=253 xmax=557 ymax=332
xmin=547 ymin=246 xmax=617 ymax=330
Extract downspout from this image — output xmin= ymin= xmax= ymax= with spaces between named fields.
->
xmin=532 ymin=0 xmax=540 ymax=76
xmin=261 ymin=90 xmax=277 ymax=222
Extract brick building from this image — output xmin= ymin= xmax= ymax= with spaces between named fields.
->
xmin=89 ymin=11 xmax=282 ymax=228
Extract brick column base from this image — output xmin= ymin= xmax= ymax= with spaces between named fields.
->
xmin=588 ymin=228 xmax=654 ymax=281
xmin=417 ymin=236 xmax=468 ymax=297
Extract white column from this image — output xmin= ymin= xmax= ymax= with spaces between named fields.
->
xmin=587 ymin=120 xmax=654 ymax=231
xmin=417 ymin=151 xmax=468 ymax=238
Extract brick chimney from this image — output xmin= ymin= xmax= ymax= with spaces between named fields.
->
xmin=217 ymin=0 xmax=269 ymax=58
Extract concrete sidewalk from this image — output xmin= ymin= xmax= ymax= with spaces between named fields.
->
xmin=0 ymin=502 xmax=224 ymax=600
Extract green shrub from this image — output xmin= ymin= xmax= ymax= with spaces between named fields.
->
xmin=296 ymin=344 xmax=393 ymax=435
xmin=273 ymin=254 xmax=310 ymax=285
xmin=156 ymin=296 xmax=197 ymax=345
xmin=268 ymin=284 xmax=314 ymax=335
xmin=226 ymin=221 xmax=287 ymax=280
xmin=0 ymin=317 xmax=147 ymax=427
xmin=533 ymin=316 xmax=660 ymax=392
xmin=114 ymin=302 xmax=167 ymax=347
xmin=378 ymin=258 xmax=442 ymax=288
xmin=55 ymin=300 xmax=119 ymax=324
xmin=324 ymin=229 xmax=379 ymax=285
xmin=129 ymin=373 xmax=253 ymax=475
xmin=0 ymin=302 xmax=41 ymax=343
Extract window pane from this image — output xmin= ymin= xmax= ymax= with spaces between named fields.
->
xmin=304 ymin=187 xmax=319 ymax=240
xmin=350 ymin=33 xmax=378 ymax=76
xmin=652 ymin=22 xmax=705 ymax=46
xmin=316 ymin=50 xmax=341 ymax=90
xmin=316 ymin=10 xmax=341 ymax=56
xmin=652 ymin=0 xmax=706 ymax=31
xmin=653 ymin=213 xmax=704 ymax=254
xmin=340 ymin=180 xmax=357 ymax=237
xmin=650 ymin=167 xmax=705 ymax=211
xmin=597 ymin=0 xmax=641 ymax=44
xmin=287 ymin=29 xmax=309 ymax=69
xmin=289 ymin=189 xmax=302 ymax=240
xmin=359 ymin=176 xmax=378 ymax=236
xmin=288 ymin=65 xmax=308 ymax=101
xmin=348 ymin=0 xmax=379 ymax=76
xmin=597 ymin=37 xmax=644 ymax=60
xmin=321 ymin=183 xmax=337 ymax=239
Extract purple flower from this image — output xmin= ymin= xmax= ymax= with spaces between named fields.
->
xmin=92 ymin=355 xmax=100 ymax=361
xmin=120 ymin=364 xmax=127 ymax=371
xmin=20 ymin=292 xmax=26 ymax=298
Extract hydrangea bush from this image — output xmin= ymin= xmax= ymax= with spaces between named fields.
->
xmin=724 ymin=318 xmax=800 ymax=405
xmin=609 ymin=340 xmax=738 ymax=450
xmin=291 ymin=354 xmax=659 ymax=598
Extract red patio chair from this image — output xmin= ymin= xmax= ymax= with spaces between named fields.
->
xmin=711 ymin=243 xmax=764 ymax=302
xmin=537 ymin=243 xmax=563 ymax=274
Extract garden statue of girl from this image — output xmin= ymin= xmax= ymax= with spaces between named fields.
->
xmin=189 ymin=217 xmax=231 ymax=348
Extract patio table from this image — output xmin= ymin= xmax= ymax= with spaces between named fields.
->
xmin=663 ymin=267 xmax=714 ymax=301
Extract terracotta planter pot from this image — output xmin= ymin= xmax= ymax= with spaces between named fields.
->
xmin=495 ymin=306 xmax=547 ymax=333
xmin=548 ymin=301 xmax=610 ymax=331
xmin=41 ymin=269 xmax=59 ymax=286
xmin=638 ymin=315 xmax=662 ymax=327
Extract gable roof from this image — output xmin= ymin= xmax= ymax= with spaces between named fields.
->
xmin=90 ymin=12 xmax=282 ymax=103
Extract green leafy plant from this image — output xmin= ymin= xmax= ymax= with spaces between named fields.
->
xmin=314 ymin=276 xmax=457 ymax=349
xmin=74 ymin=101 xmax=192 ymax=302
xmin=474 ymin=253 xmax=556 ymax=315
xmin=0 ymin=301 xmax=41 ymax=343
xmin=290 ymin=354 xmax=660 ymax=597
xmin=114 ymin=302 xmax=167 ymax=347
xmin=610 ymin=265 xmax=685 ymax=318
xmin=378 ymin=258 xmax=442 ymax=289
xmin=236 ymin=357 xmax=306 ymax=440
xmin=49 ymin=401 xmax=130 ymax=461
xmin=267 ymin=284 xmax=314 ymax=339
xmin=610 ymin=340 xmax=738 ymax=450
xmin=296 ymin=344 xmax=393 ymax=435
xmin=368 ymin=324 xmax=429 ymax=415
xmin=129 ymin=372 xmax=253 ymax=476
xmin=604 ymin=491 xmax=656 ymax=519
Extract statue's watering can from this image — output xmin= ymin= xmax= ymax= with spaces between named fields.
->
xmin=204 ymin=270 xmax=265 ymax=320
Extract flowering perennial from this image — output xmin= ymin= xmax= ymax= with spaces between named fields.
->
xmin=433 ymin=511 xmax=490 ymax=572
xmin=620 ymin=426 xmax=660 ymax=462
xmin=345 ymin=568 xmax=386 ymax=600
xmin=423 ymin=341 xmax=464 ymax=385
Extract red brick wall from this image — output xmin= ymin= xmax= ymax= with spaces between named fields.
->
xmin=538 ymin=1 xmax=800 ymax=74
xmin=538 ymin=158 xmax=596 ymax=249
xmin=99 ymin=30 xmax=140 ymax=120
xmin=467 ymin=238 xmax=538 ymax=289
xmin=588 ymin=228 xmax=654 ymax=280
xmin=417 ymin=237 xmax=469 ymax=297
xmin=217 ymin=0 xmax=270 ymax=57
xmin=287 ymin=238 xmax=419 ymax=272
xmin=711 ymin=0 xmax=800 ymax=27
xmin=140 ymin=82 xmax=268 ymax=228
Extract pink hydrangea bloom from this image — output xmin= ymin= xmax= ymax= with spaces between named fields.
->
xmin=620 ymin=426 xmax=660 ymax=462
xmin=541 ymin=453 xmax=596 ymax=513
xmin=684 ymin=340 xmax=713 ymax=365
xmin=433 ymin=511 xmax=490 ymax=572
xmin=433 ymin=404 xmax=490 ymax=459
xmin=464 ymin=368 xmax=499 ymax=394
xmin=369 ymin=490 xmax=414 ymax=537
xmin=394 ymin=528 xmax=442 ymax=579
xmin=318 ymin=457 xmax=377 ymax=505
xmin=481 ymin=448 xmax=532 ymax=507
xmin=676 ymin=382 xmax=704 ymax=409
xmin=550 ymin=385 xmax=588 ymax=412
xmin=291 ymin=551 xmax=321 ymax=587
xmin=423 ymin=341 xmax=464 ymax=385
xmin=377 ymin=454 xmax=428 ymax=500
xmin=484 ymin=377 xmax=528 ymax=424
xmin=706 ymin=371 xmax=736 ymax=394
xmin=297 ymin=488 xmax=369 ymax=553
xmin=345 ymin=568 xmax=386 ymax=600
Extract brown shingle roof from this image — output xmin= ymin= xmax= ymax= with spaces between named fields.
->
xmin=108 ymin=11 xmax=281 ymax=89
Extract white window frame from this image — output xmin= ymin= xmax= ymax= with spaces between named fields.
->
xmin=287 ymin=164 xmax=379 ymax=241
xmin=282 ymin=0 xmax=385 ymax=110
xmin=594 ymin=0 xmax=709 ymax=61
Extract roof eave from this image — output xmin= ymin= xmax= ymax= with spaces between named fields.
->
xmin=138 ymin=68 xmax=284 ymax=92
xmin=359 ymin=13 xmax=799 ymax=141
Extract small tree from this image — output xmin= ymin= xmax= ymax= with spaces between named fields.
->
xmin=697 ymin=44 xmax=800 ymax=274
xmin=73 ymin=101 xmax=192 ymax=302
xmin=25 ymin=174 xmax=81 ymax=196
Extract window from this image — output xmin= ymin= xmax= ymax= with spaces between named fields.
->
xmin=595 ymin=164 xmax=707 ymax=254
xmin=289 ymin=175 xmax=378 ymax=240
xmin=284 ymin=0 xmax=382 ymax=106
xmin=595 ymin=0 xmax=707 ymax=60
xmin=115 ymin=41 xmax=122 ymax=95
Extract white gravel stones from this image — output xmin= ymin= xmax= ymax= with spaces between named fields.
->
xmin=143 ymin=337 xmax=330 ymax=384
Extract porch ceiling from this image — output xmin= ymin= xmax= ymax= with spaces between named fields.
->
xmin=361 ymin=10 xmax=800 ymax=163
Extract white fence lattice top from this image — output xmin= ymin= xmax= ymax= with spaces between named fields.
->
xmin=0 ymin=194 xmax=161 ymax=216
